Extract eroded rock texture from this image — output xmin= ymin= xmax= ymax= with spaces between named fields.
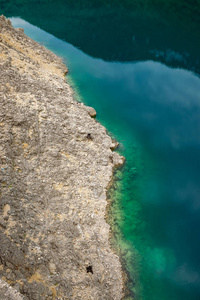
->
xmin=0 ymin=15 xmax=124 ymax=300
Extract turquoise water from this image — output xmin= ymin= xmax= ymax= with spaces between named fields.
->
xmin=4 ymin=4 xmax=200 ymax=299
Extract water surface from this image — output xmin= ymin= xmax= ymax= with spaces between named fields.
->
xmin=1 ymin=0 xmax=200 ymax=71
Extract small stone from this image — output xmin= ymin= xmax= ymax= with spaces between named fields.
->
xmin=49 ymin=262 xmax=56 ymax=274
xmin=85 ymin=106 xmax=97 ymax=118
xmin=6 ymin=262 xmax=14 ymax=270
xmin=110 ymin=141 xmax=119 ymax=151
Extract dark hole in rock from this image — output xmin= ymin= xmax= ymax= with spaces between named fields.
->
xmin=86 ymin=265 xmax=93 ymax=274
xmin=87 ymin=133 xmax=93 ymax=140
xmin=109 ymin=155 xmax=113 ymax=163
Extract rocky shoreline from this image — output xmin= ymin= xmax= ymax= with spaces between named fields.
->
xmin=0 ymin=15 xmax=124 ymax=300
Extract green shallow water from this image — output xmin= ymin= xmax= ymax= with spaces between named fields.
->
xmin=2 ymin=2 xmax=200 ymax=299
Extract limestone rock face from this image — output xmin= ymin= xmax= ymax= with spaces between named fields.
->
xmin=0 ymin=15 xmax=124 ymax=300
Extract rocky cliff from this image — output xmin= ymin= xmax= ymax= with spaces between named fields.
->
xmin=0 ymin=15 xmax=124 ymax=299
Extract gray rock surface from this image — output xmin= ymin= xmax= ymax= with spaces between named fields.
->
xmin=0 ymin=15 xmax=124 ymax=299
xmin=0 ymin=279 xmax=25 ymax=300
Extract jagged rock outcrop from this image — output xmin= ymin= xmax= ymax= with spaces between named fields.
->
xmin=0 ymin=15 xmax=124 ymax=299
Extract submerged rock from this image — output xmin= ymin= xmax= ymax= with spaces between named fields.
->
xmin=0 ymin=15 xmax=124 ymax=299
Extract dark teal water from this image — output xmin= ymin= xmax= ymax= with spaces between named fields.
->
xmin=2 ymin=2 xmax=200 ymax=299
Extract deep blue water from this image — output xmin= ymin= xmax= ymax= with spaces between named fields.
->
xmin=7 ymin=8 xmax=200 ymax=300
